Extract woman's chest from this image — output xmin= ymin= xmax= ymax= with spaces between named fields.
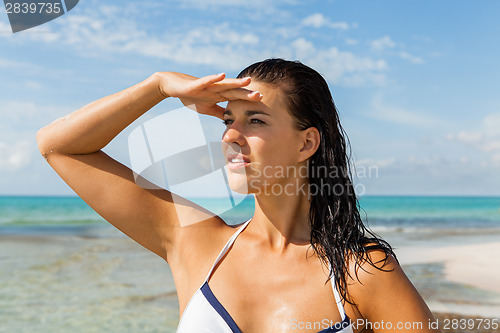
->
xmin=206 ymin=246 xmax=347 ymax=332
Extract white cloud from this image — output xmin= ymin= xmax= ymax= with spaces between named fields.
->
xmin=0 ymin=141 xmax=33 ymax=170
xmin=492 ymin=153 xmax=500 ymax=166
xmin=29 ymin=9 xmax=261 ymax=70
xmin=445 ymin=113 xmax=500 ymax=172
xmin=370 ymin=35 xmax=395 ymax=51
xmin=0 ymin=20 xmax=12 ymax=34
xmin=0 ymin=18 xmax=59 ymax=41
xmin=5 ymin=4 xmax=384 ymax=86
xmin=370 ymin=36 xmax=424 ymax=64
xmin=173 ymin=0 xmax=293 ymax=9
xmin=399 ymin=51 xmax=424 ymax=64
xmin=0 ymin=56 xmax=72 ymax=83
xmin=0 ymin=58 xmax=28 ymax=68
xmin=329 ymin=22 xmax=350 ymax=30
xmin=345 ymin=73 xmax=387 ymax=86
xmin=302 ymin=13 xmax=328 ymax=28
xmin=1 ymin=2 xmax=389 ymax=86
xmin=291 ymin=41 xmax=387 ymax=86
xmin=356 ymin=157 xmax=397 ymax=169
xmin=301 ymin=13 xmax=349 ymax=30
xmin=428 ymin=51 xmax=443 ymax=58
xmin=345 ymin=38 xmax=358 ymax=45
xmin=25 ymin=81 xmax=43 ymax=90
xmin=456 ymin=131 xmax=482 ymax=144
xmin=412 ymin=35 xmax=433 ymax=43
xmin=291 ymin=37 xmax=315 ymax=59
xmin=351 ymin=153 xmax=500 ymax=195
xmin=482 ymin=113 xmax=500 ymax=136
xmin=447 ymin=113 xmax=500 ymax=153
xmin=368 ymin=94 xmax=442 ymax=128
xmin=0 ymin=100 xmax=72 ymax=132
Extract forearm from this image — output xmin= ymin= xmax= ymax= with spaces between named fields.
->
xmin=37 ymin=73 xmax=165 ymax=156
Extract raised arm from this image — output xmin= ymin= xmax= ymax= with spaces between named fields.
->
xmin=36 ymin=72 xmax=261 ymax=261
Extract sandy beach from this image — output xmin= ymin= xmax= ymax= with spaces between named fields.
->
xmin=1 ymin=225 xmax=499 ymax=332
xmin=397 ymin=240 xmax=500 ymax=292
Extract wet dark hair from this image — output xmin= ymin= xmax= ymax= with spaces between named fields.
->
xmin=237 ymin=58 xmax=396 ymax=304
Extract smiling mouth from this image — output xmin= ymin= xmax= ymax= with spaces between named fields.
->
xmin=226 ymin=153 xmax=250 ymax=170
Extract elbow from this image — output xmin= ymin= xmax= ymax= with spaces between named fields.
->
xmin=36 ymin=127 xmax=49 ymax=159
xmin=36 ymin=123 xmax=59 ymax=159
xmin=36 ymin=116 xmax=67 ymax=158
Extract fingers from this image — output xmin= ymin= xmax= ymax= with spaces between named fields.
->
xmin=191 ymin=104 xmax=226 ymax=119
xmin=219 ymin=88 xmax=263 ymax=102
xmin=206 ymin=104 xmax=227 ymax=119
xmin=195 ymin=74 xmax=253 ymax=94
xmin=196 ymin=73 xmax=226 ymax=88
xmin=190 ymin=74 xmax=262 ymax=107
xmin=247 ymin=90 xmax=263 ymax=101
xmin=208 ymin=77 xmax=252 ymax=92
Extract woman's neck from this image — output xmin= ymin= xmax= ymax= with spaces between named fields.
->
xmin=250 ymin=186 xmax=311 ymax=251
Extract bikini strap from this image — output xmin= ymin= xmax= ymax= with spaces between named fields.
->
xmin=330 ymin=274 xmax=347 ymax=321
xmin=203 ymin=219 xmax=252 ymax=283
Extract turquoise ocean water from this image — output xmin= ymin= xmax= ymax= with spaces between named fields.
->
xmin=1 ymin=195 xmax=499 ymax=235
xmin=1 ymin=195 xmax=500 ymax=332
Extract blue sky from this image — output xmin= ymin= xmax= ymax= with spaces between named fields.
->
xmin=0 ymin=0 xmax=499 ymax=196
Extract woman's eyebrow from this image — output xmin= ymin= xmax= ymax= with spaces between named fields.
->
xmin=223 ymin=110 xmax=271 ymax=117
xmin=246 ymin=110 xmax=271 ymax=117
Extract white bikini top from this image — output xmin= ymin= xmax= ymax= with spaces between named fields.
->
xmin=176 ymin=219 xmax=354 ymax=333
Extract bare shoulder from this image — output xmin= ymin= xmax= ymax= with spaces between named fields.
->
xmin=348 ymin=246 xmax=398 ymax=283
xmin=346 ymin=247 xmax=400 ymax=309
xmin=169 ymin=214 xmax=239 ymax=268
xmin=168 ymin=216 xmax=247 ymax=311
xmin=346 ymin=247 xmax=440 ymax=332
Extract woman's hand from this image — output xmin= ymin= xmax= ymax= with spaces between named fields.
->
xmin=154 ymin=72 xmax=262 ymax=118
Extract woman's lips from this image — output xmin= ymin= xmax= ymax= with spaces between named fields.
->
xmin=226 ymin=153 xmax=250 ymax=171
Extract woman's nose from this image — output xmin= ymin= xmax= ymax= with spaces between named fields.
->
xmin=222 ymin=124 xmax=246 ymax=146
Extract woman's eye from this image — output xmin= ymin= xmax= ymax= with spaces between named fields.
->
xmin=223 ymin=119 xmax=264 ymax=126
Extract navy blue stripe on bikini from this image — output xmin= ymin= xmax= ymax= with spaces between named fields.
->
xmin=201 ymin=282 xmax=242 ymax=332
xmin=201 ymin=281 xmax=351 ymax=333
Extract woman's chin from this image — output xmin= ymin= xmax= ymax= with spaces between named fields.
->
xmin=226 ymin=178 xmax=250 ymax=194
xmin=225 ymin=166 xmax=251 ymax=194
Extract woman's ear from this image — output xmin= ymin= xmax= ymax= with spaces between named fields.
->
xmin=298 ymin=127 xmax=320 ymax=162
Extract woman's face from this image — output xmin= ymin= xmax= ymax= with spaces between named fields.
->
xmin=222 ymin=81 xmax=306 ymax=195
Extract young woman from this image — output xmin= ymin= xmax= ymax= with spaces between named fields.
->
xmin=37 ymin=59 xmax=439 ymax=332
